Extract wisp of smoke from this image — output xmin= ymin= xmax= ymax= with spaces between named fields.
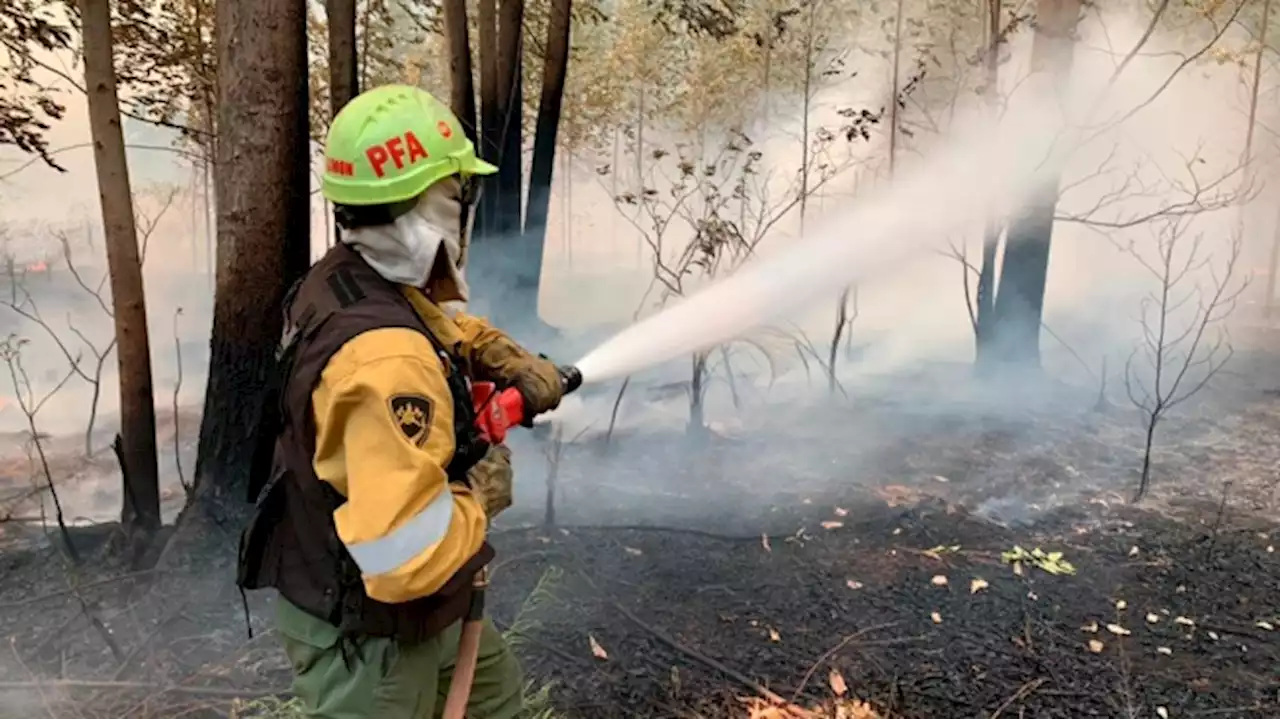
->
xmin=572 ymin=96 xmax=1075 ymax=385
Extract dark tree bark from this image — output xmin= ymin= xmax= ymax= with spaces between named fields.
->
xmin=327 ymin=0 xmax=358 ymax=116
xmin=195 ymin=0 xmax=310 ymax=504
xmin=78 ymin=0 xmax=161 ymax=539
xmin=442 ymin=0 xmax=478 ymax=144
xmin=522 ymin=0 xmax=571 ymax=273
xmin=985 ymin=0 xmax=1080 ymax=369
xmin=973 ymin=0 xmax=1002 ymax=366
xmin=476 ymin=0 xmax=500 ymax=237
xmin=327 ymin=0 xmax=357 ymax=246
xmin=494 ymin=0 xmax=525 ymax=238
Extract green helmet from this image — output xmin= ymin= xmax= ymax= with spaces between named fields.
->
xmin=321 ymin=84 xmax=496 ymax=206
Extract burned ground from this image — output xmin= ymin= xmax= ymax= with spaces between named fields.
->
xmin=1 ymin=359 xmax=1279 ymax=719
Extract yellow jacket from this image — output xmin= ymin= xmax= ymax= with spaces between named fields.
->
xmin=309 ymin=288 xmax=533 ymax=604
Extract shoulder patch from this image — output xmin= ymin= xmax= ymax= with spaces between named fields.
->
xmin=388 ymin=394 xmax=434 ymax=448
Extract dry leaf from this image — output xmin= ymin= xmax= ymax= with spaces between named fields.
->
xmin=828 ymin=668 xmax=848 ymax=696
xmin=846 ymin=579 xmax=864 ymax=590
xmin=624 ymin=546 xmax=643 ymax=556
xmin=768 ymin=627 xmax=781 ymax=642
xmin=930 ymin=611 xmax=942 ymax=624
xmin=821 ymin=521 xmax=844 ymax=530
xmin=1106 ymin=624 xmax=1131 ymax=636
xmin=970 ymin=578 xmax=989 ymax=594
xmin=588 ymin=634 xmax=608 ymax=660
xmin=741 ymin=696 xmax=814 ymax=719
xmin=1087 ymin=639 xmax=1105 ymax=653
xmin=876 ymin=484 xmax=920 ymax=507
xmin=1012 ymin=562 xmax=1024 ymax=576
xmin=762 ymin=534 xmax=772 ymax=553
xmin=833 ymin=699 xmax=880 ymax=719
xmin=931 ymin=575 xmax=948 ymax=587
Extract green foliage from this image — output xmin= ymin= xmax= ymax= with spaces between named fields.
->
xmin=229 ymin=696 xmax=304 ymax=719
xmin=503 ymin=565 xmax=564 ymax=650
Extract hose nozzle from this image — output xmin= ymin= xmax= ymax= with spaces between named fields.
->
xmin=557 ymin=365 xmax=583 ymax=395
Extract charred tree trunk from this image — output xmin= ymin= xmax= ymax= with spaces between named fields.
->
xmin=974 ymin=0 xmax=1002 ymax=366
xmin=521 ymin=0 xmax=572 ymax=314
xmin=442 ymin=0 xmax=478 ymax=143
xmin=477 ymin=0 xmax=500 ymax=238
xmin=327 ymin=0 xmax=357 ymax=246
xmin=494 ymin=0 xmax=525 ymax=239
xmin=986 ymin=0 xmax=1080 ymax=369
xmin=327 ymin=0 xmax=358 ymax=116
xmin=79 ymin=0 xmax=161 ymax=540
xmin=196 ymin=0 xmax=310 ymax=505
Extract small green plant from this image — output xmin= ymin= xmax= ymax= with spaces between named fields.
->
xmin=504 ymin=566 xmax=565 ymax=719
xmin=229 ymin=696 xmax=303 ymax=719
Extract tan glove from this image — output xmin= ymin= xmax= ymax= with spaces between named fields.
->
xmin=467 ymin=444 xmax=513 ymax=518
xmin=512 ymin=356 xmax=564 ymax=418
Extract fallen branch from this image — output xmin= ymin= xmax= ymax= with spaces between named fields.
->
xmin=597 ymin=584 xmax=786 ymax=704
xmin=0 ymin=680 xmax=286 ymax=699
xmin=788 ymin=621 xmax=899 ymax=703
xmin=0 ymin=569 xmax=157 ymax=610
xmin=990 ymin=677 xmax=1048 ymax=719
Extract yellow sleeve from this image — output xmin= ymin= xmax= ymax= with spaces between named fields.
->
xmin=311 ymin=327 xmax=488 ymax=605
xmin=451 ymin=311 xmax=534 ymax=384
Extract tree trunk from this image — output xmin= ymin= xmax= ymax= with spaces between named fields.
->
xmin=973 ymin=0 xmax=1002 ymax=367
xmin=477 ymin=0 xmax=500 ymax=238
xmin=521 ymin=0 xmax=572 ymax=312
xmin=78 ymin=0 xmax=162 ymax=539
xmin=442 ymin=0 xmax=478 ymax=144
xmin=986 ymin=0 xmax=1080 ymax=369
xmin=887 ymin=0 xmax=903 ymax=176
xmin=327 ymin=0 xmax=357 ymax=247
xmin=196 ymin=0 xmax=310 ymax=504
xmin=494 ymin=0 xmax=525 ymax=238
xmin=327 ymin=0 xmax=358 ymax=117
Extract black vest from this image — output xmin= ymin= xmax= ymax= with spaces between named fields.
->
xmin=236 ymin=244 xmax=493 ymax=645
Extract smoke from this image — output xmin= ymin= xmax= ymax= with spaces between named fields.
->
xmin=498 ymin=7 xmax=1266 ymax=528
xmin=0 ymin=6 xmax=1270 ymax=532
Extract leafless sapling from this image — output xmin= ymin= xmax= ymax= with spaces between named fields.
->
xmin=171 ymin=306 xmax=188 ymax=495
xmin=1121 ymin=219 xmax=1244 ymax=502
xmin=0 ymin=334 xmax=79 ymax=562
xmin=0 ymin=194 xmax=175 ymax=455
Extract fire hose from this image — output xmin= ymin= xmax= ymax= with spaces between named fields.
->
xmin=440 ymin=364 xmax=582 ymax=719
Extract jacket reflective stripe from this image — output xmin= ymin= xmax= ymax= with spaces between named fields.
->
xmin=344 ymin=487 xmax=455 ymax=576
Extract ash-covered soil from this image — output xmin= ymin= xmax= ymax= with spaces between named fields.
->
xmin=1 ymin=357 xmax=1279 ymax=718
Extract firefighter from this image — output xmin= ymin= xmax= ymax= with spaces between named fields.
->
xmin=236 ymin=84 xmax=565 ymax=719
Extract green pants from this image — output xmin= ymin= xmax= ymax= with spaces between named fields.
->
xmin=276 ymin=597 xmax=524 ymax=719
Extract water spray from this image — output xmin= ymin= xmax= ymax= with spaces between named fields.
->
xmin=567 ymin=102 xmax=1070 ymax=388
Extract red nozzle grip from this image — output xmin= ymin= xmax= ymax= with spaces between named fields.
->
xmin=471 ymin=382 xmax=526 ymax=443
